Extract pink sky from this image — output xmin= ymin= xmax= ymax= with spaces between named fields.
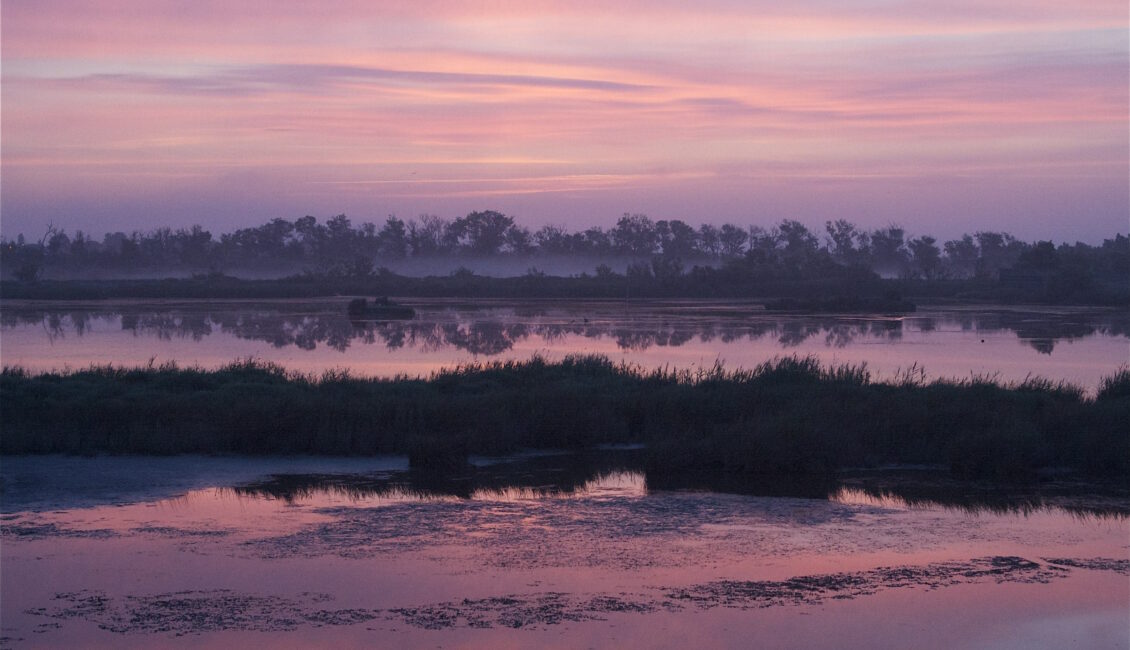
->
xmin=2 ymin=1 xmax=1127 ymax=242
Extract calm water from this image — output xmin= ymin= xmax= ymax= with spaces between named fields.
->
xmin=1 ymin=455 xmax=1127 ymax=648
xmin=3 ymin=300 xmax=1128 ymax=646
xmin=2 ymin=299 xmax=1127 ymax=389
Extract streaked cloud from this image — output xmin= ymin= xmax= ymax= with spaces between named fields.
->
xmin=1 ymin=1 xmax=1126 ymax=240
xmin=14 ymin=64 xmax=655 ymax=97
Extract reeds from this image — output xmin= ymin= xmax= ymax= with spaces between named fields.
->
xmin=2 ymin=355 xmax=1126 ymax=480
xmin=1097 ymin=367 xmax=1130 ymax=401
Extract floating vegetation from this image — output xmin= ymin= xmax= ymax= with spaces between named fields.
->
xmin=25 ymin=556 xmax=1124 ymax=634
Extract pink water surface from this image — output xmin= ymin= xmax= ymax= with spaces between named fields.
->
xmin=2 ymin=299 xmax=1126 ymax=391
xmin=1 ymin=456 xmax=1127 ymax=648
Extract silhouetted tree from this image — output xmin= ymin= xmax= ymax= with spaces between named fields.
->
xmin=579 ymin=227 xmax=613 ymax=255
xmin=612 ymin=213 xmax=659 ymax=255
xmin=825 ymin=219 xmax=868 ymax=266
xmin=294 ymin=216 xmax=325 ymax=256
xmin=866 ymin=226 xmax=909 ymax=277
xmin=698 ymin=223 xmax=721 ymax=256
xmin=908 ymin=236 xmax=942 ymax=279
xmin=505 ymin=224 xmax=535 ymax=255
xmin=407 ymin=214 xmax=449 ymax=256
xmin=1016 ymin=241 xmax=1058 ymax=271
xmin=535 ymin=224 xmax=572 ymax=254
xmin=943 ymin=235 xmax=979 ymax=278
xmin=177 ymin=225 xmax=213 ymax=266
xmin=974 ymin=231 xmax=1025 ymax=279
xmin=448 ymin=210 xmax=515 ymax=255
xmin=718 ymin=224 xmax=749 ymax=257
xmin=656 ymin=219 xmax=698 ymax=258
xmin=377 ymin=216 xmax=409 ymax=258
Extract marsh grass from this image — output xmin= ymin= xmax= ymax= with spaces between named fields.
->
xmin=1096 ymin=367 xmax=1130 ymax=401
xmin=2 ymin=355 xmax=1127 ymax=480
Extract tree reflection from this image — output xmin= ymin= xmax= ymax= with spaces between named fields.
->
xmin=2 ymin=306 xmax=1127 ymax=357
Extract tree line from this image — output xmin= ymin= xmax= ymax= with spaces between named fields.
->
xmin=2 ymin=211 xmax=1127 ymax=289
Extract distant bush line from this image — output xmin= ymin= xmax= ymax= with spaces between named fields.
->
xmin=3 ymin=356 xmax=1127 ymax=481
xmin=2 ymin=213 xmax=1127 ymax=305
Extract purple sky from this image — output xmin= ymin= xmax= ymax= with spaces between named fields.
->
xmin=2 ymin=1 xmax=1127 ymax=242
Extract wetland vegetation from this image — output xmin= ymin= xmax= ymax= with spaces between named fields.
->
xmin=3 ymin=356 xmax=1127 ymax=481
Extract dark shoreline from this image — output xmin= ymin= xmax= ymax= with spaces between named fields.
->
xmin=3 ymin=356 xmax=1127 ymax=481
xmin=2 ymin=272 xmax=1127 ymax=305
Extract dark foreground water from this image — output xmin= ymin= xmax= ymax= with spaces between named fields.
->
xmin=2 ymin=299 xmax=1127 ymax=390
xmin=2 ymin=455 xmax=1127 ymax=648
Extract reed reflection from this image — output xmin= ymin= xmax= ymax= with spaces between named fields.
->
xmin=832 ymin=477 xmax=1130 ymax=520
xmin=225 ymin=454 xmax=1128 ymax=518
xmin=231 ymin=454 xmax=647 ymax=504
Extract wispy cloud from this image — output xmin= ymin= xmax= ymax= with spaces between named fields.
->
xmin=23 ymin=63 xmax=656 ymax=97
xmin=1 ymin=1 xmax=1126 ymax=240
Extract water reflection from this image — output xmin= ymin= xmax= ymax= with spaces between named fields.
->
xmin=226 ymin=453 xmax=1129 ymax=519
xmin=236 ymin=470 xmax=648 ymax=506
xmin=833 ymin=474 xmax=1130 ymax=519
xmin=231 ymin=452 xmax=647 ymax=503
xmin=4 ymin=302 xmax=1126 ymax=356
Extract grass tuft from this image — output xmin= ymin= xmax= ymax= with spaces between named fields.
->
xmin=1096 ymin=367 xmax=1130 ymax=401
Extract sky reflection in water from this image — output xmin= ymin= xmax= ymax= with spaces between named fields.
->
xmin=2 ymin=300 xmax=1127 ymax=390
xmin=2 ymin=455 xmax=1127 ymax=648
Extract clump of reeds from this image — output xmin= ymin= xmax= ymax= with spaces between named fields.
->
xmin=1097 ymin=367 xmax=1130 ymax=401
xmin=2 ymin=355 xmax=1126 ymax=481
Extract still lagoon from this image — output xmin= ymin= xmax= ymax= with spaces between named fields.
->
xmin=2 ymin=299 xmax=1126 ymax=390
xmin=1 ymin=454 xmax=1127 ymax=648
xmin=1 ymin=299 xmax=1127 ymax=647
